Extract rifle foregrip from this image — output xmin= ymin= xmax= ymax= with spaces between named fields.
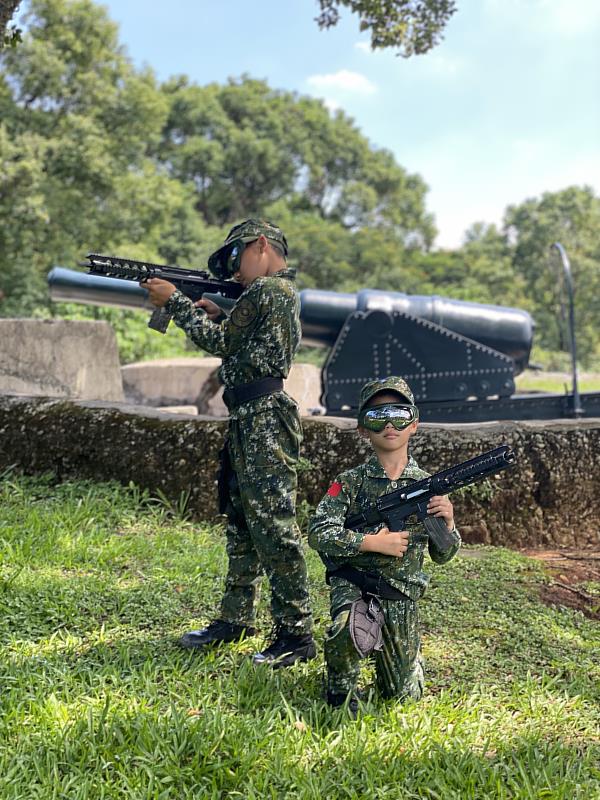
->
xmin=423 ymin=516 xmax=457 ymax=552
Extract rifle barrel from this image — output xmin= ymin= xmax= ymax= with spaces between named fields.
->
xmin=346 ymin=446 xmax=515 ymax=529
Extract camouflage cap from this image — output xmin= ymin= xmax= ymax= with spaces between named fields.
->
xmin=207 ymin=218 xmax=288 ymax=279
xmin=223 ymin=219 xmax=288 ymax=252
xmin=357 ymin=376 xmax=416 ymax=417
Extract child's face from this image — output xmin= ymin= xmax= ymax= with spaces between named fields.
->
xmin=359 ymin=392 xmax=418 ymax=453
xmin=233 ymin=236 xmax=271 ymax=286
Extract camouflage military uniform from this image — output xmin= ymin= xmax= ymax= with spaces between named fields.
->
xmin=308 ymin=454 xmax=460 ymax=699
xmin=165 ymin=266 xmax=313 ymax=636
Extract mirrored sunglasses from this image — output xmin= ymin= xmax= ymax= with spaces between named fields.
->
xmin=359 ymin=404 xmax=418 ymax=432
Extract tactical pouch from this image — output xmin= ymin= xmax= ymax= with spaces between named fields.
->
xmin=349 ymin=595 xmax=384 ymax=658
xmin=216 ymin=439 xmax=232 ymax=514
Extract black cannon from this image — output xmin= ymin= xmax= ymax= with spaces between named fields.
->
xmin=47 ymin=266 xmax=600 ymax=422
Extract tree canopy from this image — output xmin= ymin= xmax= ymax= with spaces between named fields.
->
xmin=157 ymin=75 xmax=435 ymax=245
xmin=315 ymin=0 xmax=457 ymax=56
xmin=2 ymin=0 xmax=458 ymax=54
xmin=1 ymin=0 xmax=598 ymax=367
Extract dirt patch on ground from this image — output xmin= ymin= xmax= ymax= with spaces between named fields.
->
xmin=521 ymin=549 xmax=600 ymax=620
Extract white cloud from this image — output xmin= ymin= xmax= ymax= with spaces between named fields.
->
xmin=543 ymin=0 xmax=600 ymax=34
xmin=408 ymin=134 xmax=600 ymax=250
xmin=323 ymin=98 xmax=342 ymax=114
xmin=354 ymin=40 xmax=371 ymax=53
xmin=306 ymin=69 xmax=378 ymax=95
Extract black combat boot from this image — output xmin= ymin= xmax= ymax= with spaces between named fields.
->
xmin=252 ymin=631 xmax=317 ymax=669
xmin=326 ymin=690 xmax=359 ymax=718
xmin=179 ymin=620 xmax=256 ymax=651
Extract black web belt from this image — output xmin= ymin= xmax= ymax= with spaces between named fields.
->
xmin=325 ymin=564 xmax=409 ymax=601
xmin=222 ymin=377 xmax=283 ymax=408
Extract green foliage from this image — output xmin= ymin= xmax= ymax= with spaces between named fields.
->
xmin=0 ymin=0 xmax=434 ymax=334
xmin=157 ymin=75 xmax=434 ymax=246
xmin=452 ymin=188 xmax=600 ymax=364
xmin=506 ymin=186 xmax=600 ymax=361
xmin=1 ymin=0 xmax=599 ymax=367
xmin=295 ymin=345 xmax=328 ymax=368
xmin=0 ymin=473 xmax=599 ymax=797
xmin=315 ymin=0 xmax=458 ymax=57
xmin=0 ymin=0 xmax=213 ymax=315
xmin=2 ymin=24 xmax=21 ymax=48
xmin=46 ymin=301 xmax=195 ymax=364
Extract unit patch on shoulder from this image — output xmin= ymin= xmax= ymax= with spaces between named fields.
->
xmin=231 ymin=298 xmax=258 ymax=328
xmin=327 ymin=482 xmax=343 ymax=497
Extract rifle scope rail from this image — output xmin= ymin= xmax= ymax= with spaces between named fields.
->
xmin=81 ymin=253 xmax=215 ymax=283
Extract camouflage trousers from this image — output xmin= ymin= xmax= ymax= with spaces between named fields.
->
xmin=325 ymin=577 xmax=424 ymax=700
xmin=219 ymin=393 xmax=313 ymax=636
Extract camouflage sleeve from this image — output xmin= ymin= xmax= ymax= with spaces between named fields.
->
xmin=164 ymin=290 xmax=227 ymax=356
xmin=428 ymin=526 xmax=462 ymax=564
xmin=249 ymin=277 xmax=295 ymax=354
xmin=307 ymin=476 xmax=366 ymax=558
xmin=165 ymin=281 xmax=267 ymax=357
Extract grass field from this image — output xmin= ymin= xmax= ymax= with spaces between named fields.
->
xmin=1 ymin=473 xmax=599 ymax=799
xmin=515 ymin=371 xmax=600 ymax=394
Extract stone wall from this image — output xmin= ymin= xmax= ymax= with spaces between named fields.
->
xmin=1 ymin=395 xmax=599 ymax=549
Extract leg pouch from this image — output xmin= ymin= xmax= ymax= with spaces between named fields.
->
xmin=349 ymin=595 xmax=384 ymax=658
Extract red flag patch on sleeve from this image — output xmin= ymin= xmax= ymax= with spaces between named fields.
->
xmin=327 ymin=482 xmax=343 ymax=497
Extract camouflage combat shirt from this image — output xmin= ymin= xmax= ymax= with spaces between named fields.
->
xmin=164 ymin=268 xmax=300 ymax=416
xmin=308 ymin=454 xmax=461 ymax=601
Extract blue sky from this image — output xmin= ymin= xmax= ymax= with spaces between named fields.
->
xmin=92 ymin=1 xmax=600 ymax=247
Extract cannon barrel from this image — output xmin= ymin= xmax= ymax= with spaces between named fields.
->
xmin=300 ymin=288 xmax=533 ymax=373
xmin=48 ymin=266 xmax=239 ymax=313
xmin=49 ymin=267 xmax=534 ymax=373
xmin=49 ymin=266 xmax=154 ymax=310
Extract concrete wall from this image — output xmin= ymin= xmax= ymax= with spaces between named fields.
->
xmin=121 ymin=358 xmax=323 ymax=416
xmin=1 ymin=395 xmax=599 ymax=549
xmin=0 ymin=319 xmax=124 ymax=402
xmin=0 ymin=320 xmax=322 ymax=414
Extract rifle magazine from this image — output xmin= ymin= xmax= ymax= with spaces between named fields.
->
xmin=148 ymin=307 xmax=172 ymax=333
xmin=423 ymin=516 xmax=457 ymax=552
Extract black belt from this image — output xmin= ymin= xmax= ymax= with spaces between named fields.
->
xmin=325 ymin=565 xmax=409 ymax=601
xmin=222 ymin=377 xmax=283 ymax=409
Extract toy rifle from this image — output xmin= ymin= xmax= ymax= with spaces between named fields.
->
xmin=346 ymin=445 xmax=515 ymax=551
xmin=80 ymin=253 xmax=244 ymax=333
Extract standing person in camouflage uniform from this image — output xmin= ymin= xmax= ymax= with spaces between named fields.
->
xmin=144 ymin=219 xmax=315 ymax=668
xmin=308 ymin=377 xmax=460 ymax=713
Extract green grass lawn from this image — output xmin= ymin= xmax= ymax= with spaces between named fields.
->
xmin=515 ymin=370 xmax=600 ymax=394
xmin=1 ymin=473 xmax=598 ymax=799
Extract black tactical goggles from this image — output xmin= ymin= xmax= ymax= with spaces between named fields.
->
xmin=208 ymin=238 xmax=254 ymax=279
xmin=359 ymin=403 xmax=418 ymax=432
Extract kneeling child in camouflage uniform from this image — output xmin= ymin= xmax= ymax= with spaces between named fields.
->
xmin=308 ymin=376 xmax=461 ymax=712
